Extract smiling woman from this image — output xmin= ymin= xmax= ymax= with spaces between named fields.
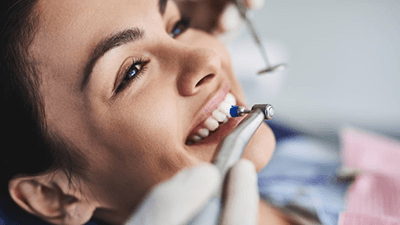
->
xmin=0 ymin=0 xmax=276 ymax=224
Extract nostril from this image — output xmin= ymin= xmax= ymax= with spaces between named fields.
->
xmin=195 ymin=74 xmax=215 ymax=87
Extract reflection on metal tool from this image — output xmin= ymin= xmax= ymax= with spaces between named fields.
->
xmin=235 ymin=0 xmax=287 ymax=74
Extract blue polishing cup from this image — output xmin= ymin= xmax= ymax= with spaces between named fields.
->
xmin=230 ymin=105 xmax=239 ymax=117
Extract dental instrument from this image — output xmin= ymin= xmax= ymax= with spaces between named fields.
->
xmin=214 ymin=104 xmax=320 ymax=224
xmin=189 ymin=104 xmax=274 ymax=225
xmin=189 ymin=104 xmax=275 ymax=225
xmin=189 ymin=104 xmax=274 ymax=224
xmin=213 ymin=104 xmax=274 ymax=178
xmin=229 ymin=104 xmax=274 ymax=119
xmin=235 ymin=0 xmax=287 ymax=75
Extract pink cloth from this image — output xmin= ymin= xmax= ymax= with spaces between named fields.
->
xmin=339 ymin=212 xmax=400 ymax=225
xmin=339 ymin=127 xmax=400 ymax=225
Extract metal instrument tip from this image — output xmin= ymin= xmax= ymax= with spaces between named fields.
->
xmin=257 ymin=63 xmax=287 ymax=75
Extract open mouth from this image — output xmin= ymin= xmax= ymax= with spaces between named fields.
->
xmin=186 ymin=92 xmax=237 ymax=145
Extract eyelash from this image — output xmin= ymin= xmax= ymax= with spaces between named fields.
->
xmin=115 ymin=17 xmax=191 ymax=94
xmin=115 ymin=58 xmax=149 ymax=93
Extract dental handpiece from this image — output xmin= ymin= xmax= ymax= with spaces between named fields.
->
xmin=189 ymin=104 xmax=274 ymax=225
xmin=213 ymin=104 xmax=274 ymax=178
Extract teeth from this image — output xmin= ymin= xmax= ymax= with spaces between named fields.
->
xmin=198 ymin=128 xmax=209 ymax=138
xmin=218 ymin=102 xmax=232 ymax=118
xmin=212 ymin=110 xmax=227 ymax=122
xmin=187 ymin=93 xmax=238 ymax=144
xmin=204 ymin=117 xmax=219 ymax=131
xmin=192 ymin=135 xmax=202 ymax=142
xmin=224 ymin=93 xmax=236 ymax=106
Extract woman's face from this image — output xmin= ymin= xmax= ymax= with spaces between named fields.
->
xmin=30 ymin=0 xmax=275 ymax=220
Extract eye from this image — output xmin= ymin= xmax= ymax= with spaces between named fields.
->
xmin=115 ymin=59 xmax=148 ymax=93
xmin=126 ymin=63 xmax=141 ymax=80
xmin=170 ymin=17 xmax=191 ymax=38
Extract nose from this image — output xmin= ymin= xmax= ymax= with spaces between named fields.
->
xmin=176 ymin=47 xmax=221 ymax=96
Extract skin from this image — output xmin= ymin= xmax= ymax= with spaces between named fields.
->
xmin=11 ymin=0 xmax=277 ymax=223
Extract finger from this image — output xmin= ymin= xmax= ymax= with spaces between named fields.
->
xmin=126 ymin=164 xmax=221 ymax=225
xmin=221 ymin=159 xmax=259 ymax=225
xmin=243 ymin=0 xmax=264 ymax=10
xmin=187 ymin=196 xmax=221 ymax=225
xmin=217 ymin=3 xmax=241 ymax=33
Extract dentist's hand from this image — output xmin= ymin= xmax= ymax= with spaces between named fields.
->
xmin=125 ymin=159 xmax=259 ymax=225
xmin=174 ymin=0 xmax=264 ymax=35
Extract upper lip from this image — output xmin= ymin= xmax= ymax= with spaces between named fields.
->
xmin=186 ymin=85 xmax=230 ymax=139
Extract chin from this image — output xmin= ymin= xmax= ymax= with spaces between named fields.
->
xmin=242 ymin=122 xmax=276 ymax=172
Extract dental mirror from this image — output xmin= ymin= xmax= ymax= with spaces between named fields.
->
xmin=235 ymin=0 xmax=287 ymax=75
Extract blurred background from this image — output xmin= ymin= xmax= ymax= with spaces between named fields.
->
xmin=227 ymin=0 xmax=400 ymax=145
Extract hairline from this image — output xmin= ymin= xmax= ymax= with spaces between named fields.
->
xmin=10 ymin=0 xmax=90 ymax=183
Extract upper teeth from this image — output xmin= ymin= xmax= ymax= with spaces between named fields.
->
xmin=188 ymin=93 xmax=236 ymax=144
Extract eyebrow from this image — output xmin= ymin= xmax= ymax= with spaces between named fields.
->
xmin=81 ymin=0 xmax=167 ymax=90
xmin=81 ymin=28 xmax=144 ymax=90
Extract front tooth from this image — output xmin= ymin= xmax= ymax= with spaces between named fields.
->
xmin=218 ymin=102 xmax=232 ymax=118
xmin=224 ymin=93 xmax=236 ymax=106
xmin=204 ymin=117 xmax=219 ymax=131
xmin=198 ymin=128 xmax=209 ymax=138
xmin=212 ymin=109 xmax=227 ymax=123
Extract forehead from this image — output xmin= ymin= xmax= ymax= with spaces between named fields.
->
xmin=36 ymin=0 xmax=157 ymax=29
xmin=30 ymin=0 xmax=160 ymax=77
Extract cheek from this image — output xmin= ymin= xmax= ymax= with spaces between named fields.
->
xmin=242 ymin=123 xmax=276 ymax=172
xmin=93 ymin=86 xmax=196 ymax=180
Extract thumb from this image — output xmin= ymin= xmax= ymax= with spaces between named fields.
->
xmin=221 ymin=159 xmax=259 ymax=225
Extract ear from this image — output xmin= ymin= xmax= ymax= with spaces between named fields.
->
xmin=8 ymin=170 xmax=99 ymax=225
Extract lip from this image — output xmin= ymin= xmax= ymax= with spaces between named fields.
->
xmin=186 ymin=86 xmax=230 ymax=138
xmin=184 ymin=86 xmax=247 ymax=156
xmin=185 ymin=98 xmax=247 ymax=161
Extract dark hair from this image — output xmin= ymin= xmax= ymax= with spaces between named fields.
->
xmin=0 ymin=0 xmax=88 ymax=200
